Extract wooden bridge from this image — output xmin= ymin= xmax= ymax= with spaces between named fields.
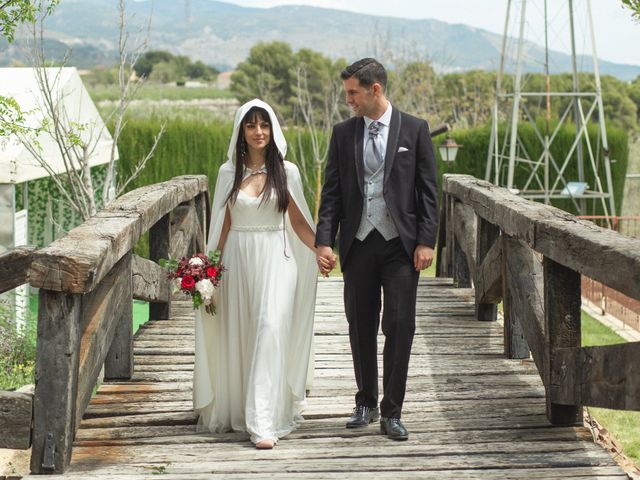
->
xmin=1 ymin=174 xmax=639 ymax=478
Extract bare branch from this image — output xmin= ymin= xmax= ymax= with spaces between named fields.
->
xmin=116 ymin=122 xmax=165 ymax=196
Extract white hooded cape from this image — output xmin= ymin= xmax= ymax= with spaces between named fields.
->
xmin=193 ymin=99 xmax=317 ymax=413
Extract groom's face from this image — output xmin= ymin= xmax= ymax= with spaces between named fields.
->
xmin=343 ymin=77 xmax=377 ymax=118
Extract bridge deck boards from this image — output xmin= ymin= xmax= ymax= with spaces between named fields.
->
xmin=29 ymin=277 xmax=627 ymax=479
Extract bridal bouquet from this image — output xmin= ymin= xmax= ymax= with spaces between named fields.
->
xmin=160 ymin=251 xmax=225 ymax=314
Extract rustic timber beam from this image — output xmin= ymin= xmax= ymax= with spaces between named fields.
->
xmin=31 ymin=291 xmax=81 ymax=474
xmin=435 ymin=195 xmax=447 ymax=277
xmin=149 ymin=214 xmax=171 ymax=321
xmin=194 ymin=192 xmax=208 ymax=254
xmin=0 ymin=246 xmax=36 ymax=294
xmin=453 ymin=200 xmax=477 ymax=281
xmin=502 ymin=236 xmax=546 ymax=377
xmin=475 ymin=239 xmax=503 ymax=305
xmin=104 ymin=253 xmax=134 ymax=380
xmin=75 ymin=254 xmax=133 ymax=427
xmin=444 ymin=194 xmax=455 ymax=277
xmin=551 ymin=342 xmax=640 ymax=411
xmin=170 ymin=202 xmax=198 ymax=260
xmin=132 ymin=254 xmax=170 ymax=303
xmin=502 ymin=235 xmax=530 ymax=360
xmin=544 ymin=256 xmax=582 ymax=425
xmin=443 ymin=174 xmax=640 ymax=301
xmin=28 ymin=175 xmax=208 ymax=294
xmin=0 ymin=385 xmax=33 ymax=449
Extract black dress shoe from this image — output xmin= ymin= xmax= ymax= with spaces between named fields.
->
xmin=345 ymin=405 xmax=379 ymax=428
xmin=380 ymin=417 xmax=409 ymax=440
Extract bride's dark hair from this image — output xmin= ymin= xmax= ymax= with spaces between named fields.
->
xmin=226 ymin=106 xmax=289 ymax=213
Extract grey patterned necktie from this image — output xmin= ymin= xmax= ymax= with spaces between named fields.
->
xmin=364 ymin=121 xmax=383 ymax=173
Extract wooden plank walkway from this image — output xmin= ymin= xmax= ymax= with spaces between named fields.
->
xmin=31 ymin=277 xmax=628 ymax=479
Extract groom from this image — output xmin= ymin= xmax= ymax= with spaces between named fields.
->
xmin=315 ymin=58 xmax=438 ymax=440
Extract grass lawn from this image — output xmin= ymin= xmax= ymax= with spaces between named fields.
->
xmin=88 ymin=83 xmax=234 ymax=102
xmin=581 ymin=312 xmax=640 ymax=465
xmin=32 ymin=294 xmax=149 ymax=334
xmin=133 ymin=301 xmax=150 ymax=333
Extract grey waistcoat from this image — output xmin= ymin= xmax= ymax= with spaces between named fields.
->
xmin=355 ymin=163 xmax=399 ymax=241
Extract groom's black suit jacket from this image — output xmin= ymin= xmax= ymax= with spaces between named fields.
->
xmin=316 ymin=107 xmax=439 ymax=269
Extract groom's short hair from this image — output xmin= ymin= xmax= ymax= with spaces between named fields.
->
xmin=341 ymin=58 xmax=387 ymax=91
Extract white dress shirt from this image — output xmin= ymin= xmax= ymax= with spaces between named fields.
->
xmin=363 ymin=101 xmax=393 ymax=161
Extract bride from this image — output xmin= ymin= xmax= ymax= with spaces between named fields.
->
xmin=193 ymin=99 xmax=326 ymax=449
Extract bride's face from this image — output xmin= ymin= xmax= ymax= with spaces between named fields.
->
xmin=243 ymin=113 xmax=271 ymax=154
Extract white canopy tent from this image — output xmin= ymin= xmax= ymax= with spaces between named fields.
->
xmin=0 ymin=67 xmax=115 ymax=184
xmin=0 ymin=67 xmax=117 ymax=328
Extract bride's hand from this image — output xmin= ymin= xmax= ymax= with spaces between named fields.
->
xmin=315 ymin=246 xmax=335 ymax=277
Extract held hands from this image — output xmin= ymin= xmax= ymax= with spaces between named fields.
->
xmin=414 ymin=245 xmax=434 ymax=272
xmin=316 ymin=245 xmax=337 ymax=277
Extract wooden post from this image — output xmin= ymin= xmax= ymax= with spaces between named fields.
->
xmin=188 ymin=199 xmax=197 ymax=255
xmin=31 ymin=291 xmax=81 ymax=474
xmin=544 ymin=256 xmax=582 ymax=425
xmin=476 ymin=217 xmax=500 ymax=321
xmin=149 ymin=213 xmax=171 ymax=320
xmin=502 ymin=236 xmax=531 ymax=359
xmin=444 ymin=194 xmax=454 ymax=276
xmin=0 ymin=386 xmax=33 ymax=449
xmin=104 ymin=252 xmax=134 ymax=380
xmin=453 ymin=236 xmax=471 ymax=288
xmin=451 ymin=198 xmax=472 ymax=288
xmin=435 ymin=193 xmax=447 ymax=278
xmin=195 ymin=192 xmax=208 ymax=253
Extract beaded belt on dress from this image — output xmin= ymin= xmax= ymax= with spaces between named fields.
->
xmin=230 ymin=224 xmax=283 ymax=232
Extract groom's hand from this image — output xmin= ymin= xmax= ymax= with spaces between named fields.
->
xmin=413 ymin=245 xmax=434 ymax=272
xmin=316 ymin=245 xmax=336 ymax=277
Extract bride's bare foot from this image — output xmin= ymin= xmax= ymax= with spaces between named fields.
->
xmin=255 ymin=439 xmax=275 ymax=449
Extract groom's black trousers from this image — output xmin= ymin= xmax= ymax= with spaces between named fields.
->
xmin=342 ymin=229 xmax=419 ymax=419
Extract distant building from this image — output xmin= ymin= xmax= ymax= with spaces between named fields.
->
xmin=0 ymin=67 xmax=116 ymax=327
xmin=216 ymin=70 xmax=234 ymax=90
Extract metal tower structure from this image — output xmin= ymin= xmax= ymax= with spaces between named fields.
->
xmin=185 ymin=0 xmax=191 ymax=25
xmin=486 ymin=0 xmax=616 ymax=218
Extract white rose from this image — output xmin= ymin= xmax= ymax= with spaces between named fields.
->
xmin=189 ymin=257 xmax=205 ymax=266
xmin=173 ymin=277 xmax=182 ymax=292
xmin=195 ymin=278 xmax=215 ymax=303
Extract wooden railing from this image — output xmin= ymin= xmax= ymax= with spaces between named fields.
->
xmin=0 ymin=175 xmax=209 ymax=474
xmin=0 ymin=246 xmax=37 ymax=450
xmin=436 ymin=174 xmax=640 ymax=425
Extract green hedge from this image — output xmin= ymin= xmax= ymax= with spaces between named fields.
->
xmin=116 ymin=119 xmax=629 ymax=223
xmin=434 ymin=122 xmax=629 ymax=216
xmin=116 ymin=119 xmax=323 ymax=211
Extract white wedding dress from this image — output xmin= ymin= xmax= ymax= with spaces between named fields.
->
xmin=197 ymin=190 xmax=301 ymax=442
xmin=193 ymin=99 xmax=317 ymax=444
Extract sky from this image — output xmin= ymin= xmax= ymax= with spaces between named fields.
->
xmin=222 ymin=0 xmax=640 ymax=66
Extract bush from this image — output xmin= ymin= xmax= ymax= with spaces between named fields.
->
xmin=0 ymin=300 xmax=36 ymax=390
xmin=115 ymin=118 xmax=630 ymax=239
xmin=433 ymin=122 xmax=629 ymax=216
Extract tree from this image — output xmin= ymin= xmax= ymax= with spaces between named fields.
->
xmin=628 ymin=76 xmax=640 ymax=124
xmin=291 ymin=49 xmax=346 ymax=219
xmin=622 ymin=0 xmax=640 ymax=22
xmin=0 ymin=0 xmax=58 ymax=138
xmin=393 ymin=61 xmax=441 ymax=124
xmin=149 ymin=60 xmax=181 ymax=84
xmin=186 ymin=60 xmax=218 ymax=81
xmin=0 ymin=0 xmax=57 ymax=42
xmin=133 ymin=50 xmax=174 ymax=78
xmin=230 ymin=41 xmax=297 ymax=120
xmin=7 ymin=0 xmax=164 ymax=221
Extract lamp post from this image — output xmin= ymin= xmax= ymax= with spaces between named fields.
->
xmin=438 ymin=136 xmax=463 ymax=170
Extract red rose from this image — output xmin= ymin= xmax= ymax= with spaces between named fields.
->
xmin=206 ymin=267 xmax=218 ymax=279
xmin=181 ymin=275 xmax=196 ymax=291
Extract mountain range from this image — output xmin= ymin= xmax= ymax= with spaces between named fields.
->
xmin=1 ymin=0 xmax=639 ymax=81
